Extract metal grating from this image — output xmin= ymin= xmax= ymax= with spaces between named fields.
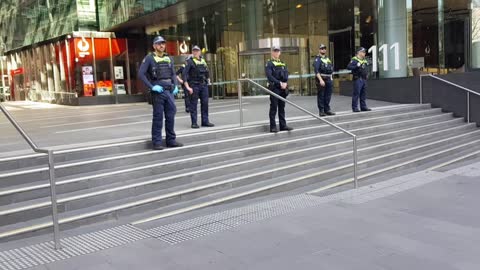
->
xmin=146 ymin=194 xmax=326 ymax=245
xmin=0 ymin=225 xmax=150 ymax=270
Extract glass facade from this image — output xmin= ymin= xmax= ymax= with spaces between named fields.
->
xmin=0 ymin=0 xmax=478 ymax=103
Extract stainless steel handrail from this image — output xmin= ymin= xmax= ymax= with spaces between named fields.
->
xmin=238 ymin=78 xmax=359 ymax=188
xmin=420 ymin=74 xmax=480 ymax=123
xmin=0 ymin=103 xmax=61 ymax=250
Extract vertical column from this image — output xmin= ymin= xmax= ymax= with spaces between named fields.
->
xmin=471 ymin=2 xmax=480 ymax=68
xmin=438 ymin=0 xmax=445 ymax=69
xmin=243 ymin=0 xmax=264 ymax=42
xmin=377 ymin=0 xmax=408 ymax=78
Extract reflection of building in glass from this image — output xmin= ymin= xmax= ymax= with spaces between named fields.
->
xmin=0 ymin=0 xmax=475 ymax=104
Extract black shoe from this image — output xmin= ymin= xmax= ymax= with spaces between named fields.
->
xmin=319 ymin=112 xmax=327 ymax=117
xmin=270 ymin=127 xmax=279 ymax=133
xmin=280 ymin=126 xmax=294 ymax=131
xmin=352 ymin=109 xmax=361 ymax=113
xmin=191 ymin=123 xmax=200 ymax=129
xmin=325 ymin=111 xmax=336 ymax=116
xmin=152 ymin=145 xmax=164 ymax=151
xmin=361 ymin=108 xmax=372 ymax=112
xmin=202 ymin=123 xmax=215 ymax=127
xmin=166 ymin=142 xmax=183 ymax=148
xmin=185 ymin=110 xmax=190 ymax=113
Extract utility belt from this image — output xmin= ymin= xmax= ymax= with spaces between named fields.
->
xmin=319 ymin=73 xmax=333 ymax=80
xmin=188 ymin=79 xmax=207 ymax=85
xmin=352 ymin=75 xmax=367 ymax=81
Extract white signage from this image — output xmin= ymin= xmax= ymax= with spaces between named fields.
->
xmin=368 ymin=43 xmax=400 ymax=72
xmin=114 ymin=66 xmax=124 ymax=80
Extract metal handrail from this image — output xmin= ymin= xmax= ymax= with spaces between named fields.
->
xmin=0 ymin=103 xmax=61 ymax=250
xmin=238 ymin=78 xmax=359 ymax=188
xmin=420 ymin=74 xmax=480 ymax=123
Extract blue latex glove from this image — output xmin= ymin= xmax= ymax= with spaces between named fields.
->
xmin=172 ymin=85 xmax=179 ymax=95
xmin=152 ymin=85 xmax=164 ymax=93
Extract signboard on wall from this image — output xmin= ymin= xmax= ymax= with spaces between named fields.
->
xmin=82 ymin=66 xmax=94 ymax=96
xmin=114 ymin=66 xmax=124 ymax=79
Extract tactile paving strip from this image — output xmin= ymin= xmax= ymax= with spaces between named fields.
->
xmin=0 ymin=225 xmax=150 ymax=270
xmin=146 ymin=194 xmax=325 ymax=245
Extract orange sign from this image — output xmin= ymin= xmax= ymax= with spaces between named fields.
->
xmin=11 ymin=68 xmax=24 ymax=75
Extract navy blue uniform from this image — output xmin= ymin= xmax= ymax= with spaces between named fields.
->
xmin=313 ymin=55 xmax=334 ymax=114
xmin=138 ymin=52 xmax=178 ymax=147
xmin=265 ymin=58 xmax=289 ymax=130
xmin=183 ymin=56 xmax=210 ymax=126
xmin=347 ymin=56 xmax=369 ymax=111
xmin=176 ymin=64 xmax=190 ymax=112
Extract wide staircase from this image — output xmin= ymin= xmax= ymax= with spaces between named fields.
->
xmin=1 ymin=103 xmax=480 ymax=242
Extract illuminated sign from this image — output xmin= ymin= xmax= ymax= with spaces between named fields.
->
xmin=77 ymin=37 xmax=90 ymax=58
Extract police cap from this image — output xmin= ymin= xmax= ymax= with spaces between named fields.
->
xmin=356 ymin=47 xmax=366 ymax=53
xmin=153 ymin=36 xmax=166 ymax=44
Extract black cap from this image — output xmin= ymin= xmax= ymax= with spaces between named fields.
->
xmin=319 ymin=44 xmax=327 ymax=49
xmin=153 ymin=36 xmax=166 ymax=44
xmin=356 ymin=47 xmax=366 ymax=53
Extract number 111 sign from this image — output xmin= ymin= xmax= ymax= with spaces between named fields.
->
xmin=368 ymin=43 xmax=400 ymax=72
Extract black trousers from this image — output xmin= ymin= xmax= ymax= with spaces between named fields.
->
xmin=269 ymin=87 xmax=288 ymax=129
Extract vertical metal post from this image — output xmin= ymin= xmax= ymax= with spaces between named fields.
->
xmin=419 ymin=75 xmax=423 ymax=104
xmin=353 ymin=136 xmax=358 ymax=189
xmin=238 ymin=80 xmax=243 ymax=127
xmin=47 ymin=150 xmax=61 ymax=250
xmin=108 ymin=37 xmax=117 ymax=104
xmin=467 ymin=92 xmax=470 ymax=123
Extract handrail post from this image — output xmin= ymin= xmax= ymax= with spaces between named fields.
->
xmin=47 ymin=150 xmax=62 ymax=250
xmin=467 ymin=92 xmax=470 ymax=123
xmin=419 ymin=75 xmax=423 ymax=104
xmin=238 ymin=80 xmax=244 ymax=127
xmin=353 ymin=136 xmax=358 ymax=189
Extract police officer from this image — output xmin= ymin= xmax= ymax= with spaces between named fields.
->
xmin=183 ymin=46 xmax=214 ymax=129
xmin=347 ymin=47 xmax=372 ymax=112
xmin=138 ymin=36 xmax=183 ymax=150
xmin=176 ymin=58 xmax=190 ymax=113
xmin=313 ymin=44 xmax=335 ymax=117
xmin=265 ymin=46 xmax=293 ymax=133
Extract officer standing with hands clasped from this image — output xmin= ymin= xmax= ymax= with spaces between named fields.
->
xmin=138 ymin=36 xmax=183 ymax=150
xmin=313 ymin=44 xmax=335 ymax=117
xmin=347 ymin=47 xmax=372 ymax=112
xmin=183 ymin=45 xmax=215 ymax=129
xmin=265 ymin=46 xmax=293 ymax=133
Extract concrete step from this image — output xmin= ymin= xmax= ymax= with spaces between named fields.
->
xmin=0 ymin=121 xmax=477 ymax=232
xmin=0 ymin=113 xmax=464 ymax=205
xmin=0 ymin=107 xmax=446 ymax=187
xmin=0 ymin=104 xmax=432 ymax=173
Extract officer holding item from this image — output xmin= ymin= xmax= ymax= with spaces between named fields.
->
xmin=138 ymin=36 xmax=183 ymax=150
xmin=183 ymin=45 xmax=215 ymax=129
xmin=313 ymin=44 xmax=335 ymax=117
xmin=265 ymin=46 xmax=293 ymax=133
xmin=176 ymin=58 xmax=190 ymax=113
xmin=347 ymin=47 xmax=372 ymax=112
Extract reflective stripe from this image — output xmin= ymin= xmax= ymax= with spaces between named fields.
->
xmin=269 ymin=59 xmax=286 ymax=67
xmin=352 ymin=56 xmax=368 ymax=65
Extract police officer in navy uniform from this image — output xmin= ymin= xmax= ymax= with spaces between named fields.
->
xmin=183 ymin=46 xmax=215 ymax=129
xmin=313 ymin=44 xmax=335 ymax=117
xmin=138 ymin=36 xmax=183 ymax=150
xmin=176 ymin=58 xmax=190 ymax=113
xmin=347 ymin=47 xmax=372 ymax=112
xmin=265 ymin=46 xmax=293 ymax=133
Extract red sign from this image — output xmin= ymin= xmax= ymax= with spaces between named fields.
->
xmin=11 ymin=68 xmax=24 ymax=75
